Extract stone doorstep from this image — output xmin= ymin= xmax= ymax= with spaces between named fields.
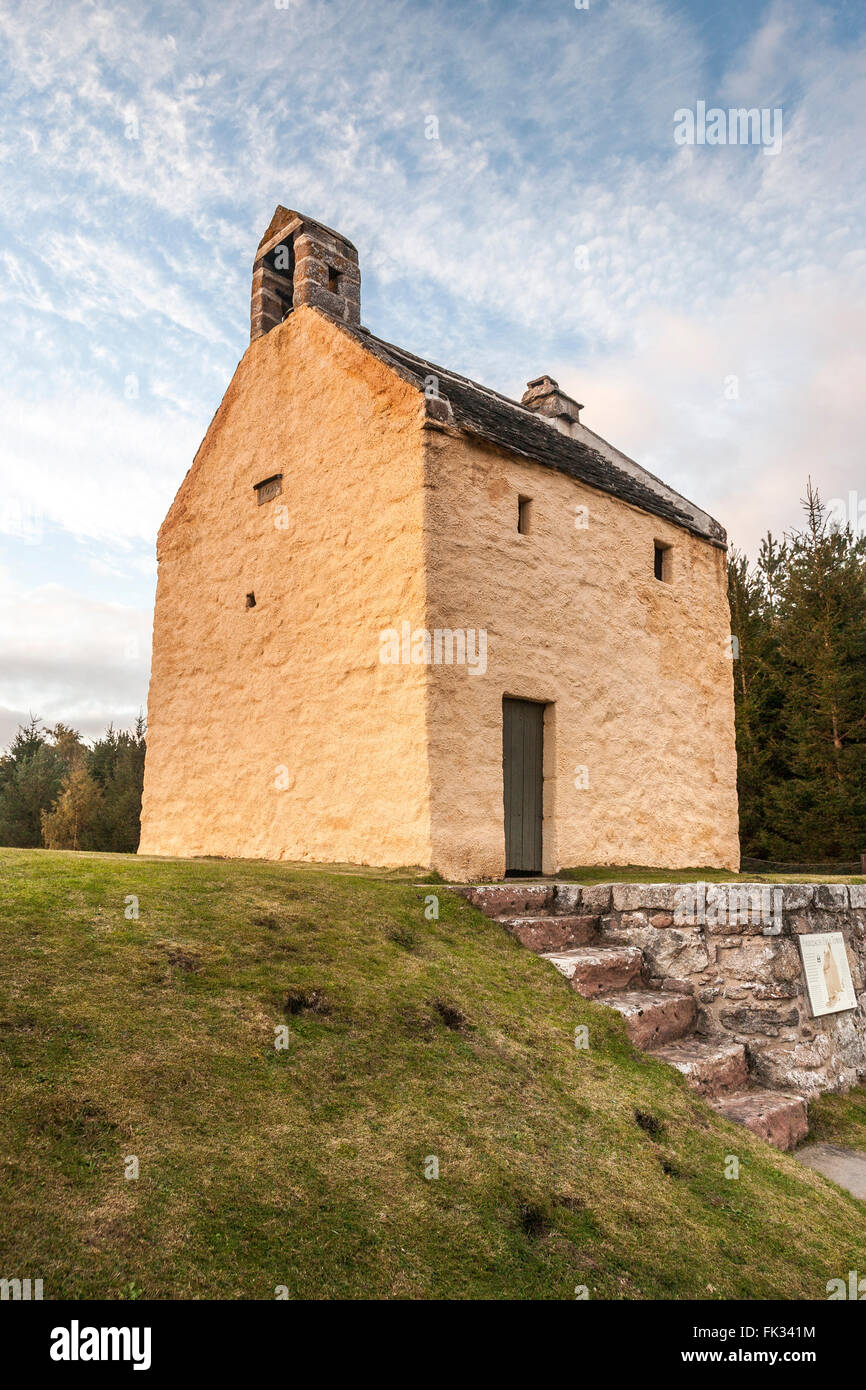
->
xmin=709 ymin=1090 xmax=809 ymax=1152
xmin=543 ymin=945 xmax=644 ymax=998
xmin=649 ymin=1038 xmax=749 ymax=1098
xmin=452 ymin=883 xmax=615 ymax=918
xmin=458 ymin=884 xmax=554 ymax=917
xmin=501 ymin=914 xmax=599 ymax=953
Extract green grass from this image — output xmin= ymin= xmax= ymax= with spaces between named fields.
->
xmin=555 ymin=866 xmax=865 ymax=885
xmin=1 ymin=846 xmax=865 ymax=1300
xmin=808 ymin=1087 xmax=866 ymax=1151
xmin=419 ymin=866 xmax=865 ymax=886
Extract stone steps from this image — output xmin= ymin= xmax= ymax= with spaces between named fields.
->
xmin=710 ymin=1089 xmax=809 ymax=1152
xmin=650 ymin=1038 xmax=749 ymax=1098
xmin=543 ymin=945 xmax=644 ymax=997
xmin=502 ymin=914 xmax=599 ymax=953
xmin=605 ymin=988 xmax=698 ymax=1047
xmin=464 ymin=884 xmax=554 ymax=916
xmin=456 ymin=880 xmax=810 ymax=1150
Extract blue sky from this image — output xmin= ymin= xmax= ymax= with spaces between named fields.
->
xmin=1 ymin=0 xmax=865 ymax=746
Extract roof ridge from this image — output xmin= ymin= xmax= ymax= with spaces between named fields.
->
xmin=322 ymin=312 xmax=726 ymax=548
xmin=362 ymin=330 xmax=570 ymax=424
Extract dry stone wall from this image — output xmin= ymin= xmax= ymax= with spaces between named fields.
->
xmin=570 ymin=882 xmax=866 ymax=1097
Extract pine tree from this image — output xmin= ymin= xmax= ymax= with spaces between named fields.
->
xmin=0 ymin=719 xmax=67 ymax=847
xmin=89 ymin=716 xmax=147 ymax=852
xmin=730 ymin=483 xmax=866 ymax=862
xmin=767 ymin=482 xmax=866 ymax=857
xmin=0 ymin=716 xmax=147 ymax=852
xmin=41 ymin=765 xmax=105 ymax=851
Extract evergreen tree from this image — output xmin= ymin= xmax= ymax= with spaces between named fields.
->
xmin=728 ymin=548 xmax=777 ymax=855
xmin=729 ymin=482 xmax=866 ymax=861
xmin=89 ymin=717 xmax=147 ymax=852
xmin=0 ymin=719 xmax=68 ymax=847
xmin=767 ymin=483 xmax=866 ymax=857
xmin=41 ymin=765 xmax=105 ymax=851
xmin=0 ymin=716 xmax=147 ymax=852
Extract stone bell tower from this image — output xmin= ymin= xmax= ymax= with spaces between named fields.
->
xmin=250 ymin=205 xmax=361 ymax=341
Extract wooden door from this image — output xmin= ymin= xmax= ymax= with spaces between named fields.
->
xmin=502 ymin=698 xmax=544 ymax=873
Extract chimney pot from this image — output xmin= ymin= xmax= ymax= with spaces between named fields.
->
xmin=521 ymin=376 xmax=583 ymax=434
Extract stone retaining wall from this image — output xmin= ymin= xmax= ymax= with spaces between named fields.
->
xmin=580 ymin=883 xmax=866 ymax=1096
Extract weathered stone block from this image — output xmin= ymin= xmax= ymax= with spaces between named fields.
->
xmin=660 ymin=975 xmax=696 ymax=995
xmin=719 ymin=1005 xmax=799 ymax=1036
xmin=754 ymin=982 xmax=799 ymax=1000
xmin=545 ymin=944 xmax=643 ymax=998
xmin=465 ymin=884 xmax=553 ymax=917
xmin=602 ymin=921 xmax=709 ymax=977
xmin=770 ymin=941 xmax=802 ymax=982
xmin=704 ymin=912 xmax=768 ymax=936
xmin=778 ymin=884 xmax=815 ymax=912
xmin=612 ymin=884 xmax=680 ymax=912
xmin=580 ymin=884 xmax=612 ymax=913
xmin=552 ymin=884 xmax=582 ymax=914
xmin=607 ymin=989 xmax=697 ymax=1048
xmin=503 ymin=914 xmax=598 ymax=953
xmin=611 ymin=909 xmax=651 ymax=931
xmin=716 ymin=939 xmax=780 ymax=979
xmin=711 ymin=1089 xmax=808 ymax=1150
xmin=814 ymin=885 xmax=849 ymax=910
xmin=652 ymin=1038 xmax=748 ymax=1098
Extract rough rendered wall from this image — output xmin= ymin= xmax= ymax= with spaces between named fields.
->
xmin=422 ymin=428 xmax=739 ymax=881
xmin=139 ymin=307 xmax=431 ymax=868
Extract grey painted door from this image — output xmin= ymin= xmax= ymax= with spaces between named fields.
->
xmin=502 ymin=698 xmax=544 ymax=873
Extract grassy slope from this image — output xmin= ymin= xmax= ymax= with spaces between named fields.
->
xmin=809 ymin=1088 xmax=866 ymax=1151
xmin=1 ymin=848 xmax=864 ymax=1301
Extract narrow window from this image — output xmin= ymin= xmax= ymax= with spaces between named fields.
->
xmin=654 ymin=542 xmax=672 ymax=582
xmin=518 ymin=496 xmax=532 ymax=534
xmin=254 ymin=474 xmax=283 ymax=506
xmin=328 ymin=266 xmax=340 ymax=293
xmin=246 ymin=592 xmax=256 ymax=608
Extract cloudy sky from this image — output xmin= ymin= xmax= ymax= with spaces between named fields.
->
xmin=1 ymin=0 xmax=864 ymax=749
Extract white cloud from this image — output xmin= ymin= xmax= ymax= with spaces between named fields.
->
xmin=0 ymin=388 xmax=200 ymax=544
xmin=553 ymin=270 xmax=866 ymax=553
xmin=0 ymin=0 xmax=864 ymax=736
xmin=0 ymin=578 xmax=151 ymax=749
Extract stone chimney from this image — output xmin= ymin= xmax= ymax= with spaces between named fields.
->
xmin=250 ymin=205 xmax=361 ymax=341
xmin=521 ymin=376 xmax=583 ymax=436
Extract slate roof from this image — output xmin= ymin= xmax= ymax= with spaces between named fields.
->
xmin=340 ymin=321 xmax=727 ymax=548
